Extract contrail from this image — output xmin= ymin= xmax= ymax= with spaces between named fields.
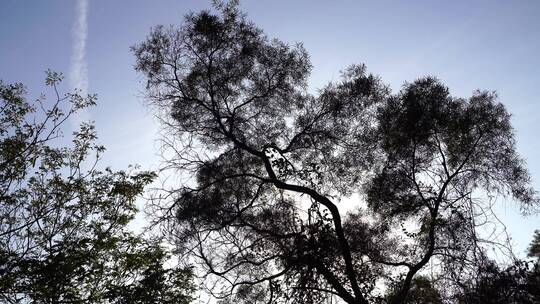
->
xmin=69 ymin=0 xmax=90 ymax=126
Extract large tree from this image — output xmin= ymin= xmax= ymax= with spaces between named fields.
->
xmin=133 ymin=2 xmax=539 ymax=303
xmin=0 ymin=72 xmax=193 ymax=303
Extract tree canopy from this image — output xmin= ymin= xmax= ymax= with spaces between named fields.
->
xmin=0 ymin=72 xmax=193 ymax=303
xmin=131 ymin=2 xmax=540 ymax=303
xmin=528 ymin=230 xmax=540 ymax=260
xmin=133 ymin=2 xmax=539 ymax=303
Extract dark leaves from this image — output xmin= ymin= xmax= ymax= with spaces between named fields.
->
xmin=134 ymin=3 xmax=539 ymax=303
xmin=0 ymin=74 xmax=193 ymax=303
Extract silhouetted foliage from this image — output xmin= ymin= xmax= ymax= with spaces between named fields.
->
xmin=457 ymin=258 xmax=540 ymax=303
xmin=528 ymin=230 xmax=540 ymax=260
xmin=385 ymin=276 xmax=443 ymax=304
xmin=133 ymin=2 xmax=539 ymax=303
xmin=0 ymin=72 xmax=193 ymax=303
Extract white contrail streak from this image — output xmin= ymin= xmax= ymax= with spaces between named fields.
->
xmin=70 ymin=0 xmax=88 ymax=96
xmin=70 ymin=0 xmax=89 ymax=126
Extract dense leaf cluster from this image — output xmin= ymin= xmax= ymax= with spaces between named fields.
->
xmin=0 ymin=73 xmax=193 ymax=303
xmin=133 ymin=2 xmax=539 ymax=303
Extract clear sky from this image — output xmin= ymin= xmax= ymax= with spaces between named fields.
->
xmin=1 ymin=0 xmax=539 ymax=256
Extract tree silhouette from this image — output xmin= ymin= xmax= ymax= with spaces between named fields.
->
xmin=528 ymin=230 xmax=540 ymax=260
xmin=0 ymin=72 xmax=193 ymax=303
xmin=457 ymin=258 xmax=540 ymax=303
xmin=133 ymin=2 xmax=539 ymax=303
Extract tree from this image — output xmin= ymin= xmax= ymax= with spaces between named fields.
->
xmin=457 ymin=257 xmax=540 ymax=303
xmin=0 ymin=72 xmax=193 ymax=303
xmin=133 ymin=2 xmax=539 ymax=303
xmin=527 ymin=230 xmax=540 ymax=260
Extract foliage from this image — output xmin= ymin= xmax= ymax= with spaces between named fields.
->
xmin=457 ymin=259 xmax=540 ymax=303
xmin=0 ymin=72 xmax=193 ymax=303
xmin=133 ymin=2 xmax=538 ymax=303
xmin=527 ymin=230 xmax=540 ymax=260
xmin=385 ymin=276 xmax=443 ymax=304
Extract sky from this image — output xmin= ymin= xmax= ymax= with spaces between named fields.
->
xmin=1 ymin=0 xmax=539 ymax=257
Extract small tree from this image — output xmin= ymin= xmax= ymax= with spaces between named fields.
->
xmin=0 ymin=72 xmax=193 ymax=303
xmin=528 ymin=230 xmax=540 ymax=260
xmin=133 ymin=2 xmax=539 ymax=303
xmin=457 ymin=258 xmax=540 ymax=303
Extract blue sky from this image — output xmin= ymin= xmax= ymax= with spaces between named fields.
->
xmin=1 ymin=0 xmax=539 ymax=256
